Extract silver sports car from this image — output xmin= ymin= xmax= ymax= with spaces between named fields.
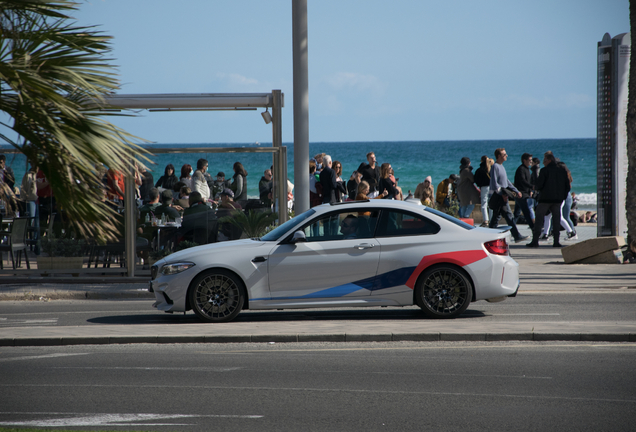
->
xmin=150 ymin=200 xmax=519 ymax=322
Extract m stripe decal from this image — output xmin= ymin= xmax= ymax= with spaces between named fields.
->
xmin=405 ymin=250 xmax=487 ymax=289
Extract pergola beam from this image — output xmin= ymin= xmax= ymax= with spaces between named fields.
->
xmin=100 ymin=91 xmax=286 ymax=277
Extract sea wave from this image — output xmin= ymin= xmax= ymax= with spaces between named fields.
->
xmin=574 ymin=192 xmax=596 ymax=206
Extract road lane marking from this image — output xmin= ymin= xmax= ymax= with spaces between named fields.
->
xmin=0 ymin=384 xmax=633 ymax=404
xmin=52 ymin=366 xmax=242 ymax=372
xmin=0 ymin=412 xmax=263 ymax=427
xmin=0 ymin=353 xmax=89 ymax=362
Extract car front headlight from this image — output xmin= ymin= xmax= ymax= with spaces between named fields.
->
xmin=160 ymin=262 xmax=195 ymax=276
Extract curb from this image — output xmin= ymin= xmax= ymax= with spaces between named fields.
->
xmin=0 ymin=291 xmax=154 ymax=301
xmin=1 ymin=333 xmax=634 ymax=347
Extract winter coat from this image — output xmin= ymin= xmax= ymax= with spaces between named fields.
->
xmin=457 ymin=167 xmax=481 ymax=206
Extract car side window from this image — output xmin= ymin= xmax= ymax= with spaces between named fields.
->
xmin=300 ymin=210 xmax=379 ymax=242
xmin=376 ymin=210 xmax=440 ymax=237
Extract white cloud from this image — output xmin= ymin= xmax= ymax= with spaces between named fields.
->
xmin=215 ymin=73 xmax=259 ymax=88
xmin=323 ymin=72 xmax=384 ymax=94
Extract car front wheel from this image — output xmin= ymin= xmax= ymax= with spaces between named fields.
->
xmin=415 ymin=265 xmax=472 ymax=318
xmin=189 ymin=270 xmax=245 ymax=323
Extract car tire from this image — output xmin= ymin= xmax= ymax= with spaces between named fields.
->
xmin=188 ymin=269 xmax=245 ymax=323
xmin=415 ymin=264 xmax=472 ymax=319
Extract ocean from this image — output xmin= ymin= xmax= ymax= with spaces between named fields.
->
xmin=2 ymin=138 xmax=597 ymax=208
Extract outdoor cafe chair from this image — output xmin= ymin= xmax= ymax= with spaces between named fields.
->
xmin=0 ymin=217 xmax=30 ymax=269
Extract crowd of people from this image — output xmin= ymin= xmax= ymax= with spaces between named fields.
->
xmin=307 ymin=148 xmax=596 ymax=248
xmin=0 ymin=148 xmax=616 ymax=256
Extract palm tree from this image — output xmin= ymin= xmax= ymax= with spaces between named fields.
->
xmin=0 ymin=0 xmax=150 ymax=241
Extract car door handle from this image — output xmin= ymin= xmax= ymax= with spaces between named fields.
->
xmin=252 ymin=256 xmax=267 ymax=263
xmin=354 ymin=243 xmax=375 ymax=250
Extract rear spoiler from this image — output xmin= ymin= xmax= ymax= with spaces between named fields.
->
xmin=493 ymin=226 xmax=512 ymax=234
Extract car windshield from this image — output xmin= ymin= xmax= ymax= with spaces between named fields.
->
xmin=260 ymin=209 xmax=316 ymax=241
xmin=423 ymin=207 xmax=475 ymax=230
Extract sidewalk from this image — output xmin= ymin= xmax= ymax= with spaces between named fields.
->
xmin=1 ymin=225 xmax=634 ymax=346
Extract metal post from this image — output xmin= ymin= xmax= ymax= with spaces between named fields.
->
xmin=272 ymin=90 xmax=288 ymax=223
xmin=124 ymin=169 xmax=136 ymax=276
xmin=292 ymin=0 xmax=310 ymax=215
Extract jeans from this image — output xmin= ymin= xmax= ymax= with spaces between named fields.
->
xmin=527 ymin=197 xmax=536 ymax=220
xmin=513 ymin=197 xmax=535 ymax=229
xmin=459 ymin=204 xmax=475 ymax=219
xmin=562 ymin=193 xmax=575 ymax=231
xmin=480 ymin=186 xmax=492 ymax=222
xmin=489 ymin=196 xmax=523 ymax=240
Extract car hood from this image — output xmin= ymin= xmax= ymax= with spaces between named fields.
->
xmin=157 ymin=239 xmax=267 ymax=265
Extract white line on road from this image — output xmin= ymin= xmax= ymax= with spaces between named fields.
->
xmin=0 ymin=412 xmax=263 ymax=427
xmin=489 ymin=313 xmax=561 ymax=316
xmin=1 ymin=384 xmax=634 ymax=404
xmin=0 ymin=353 xmax=89 ymax=362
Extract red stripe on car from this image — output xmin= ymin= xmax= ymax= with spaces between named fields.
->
xmin=405 ymin=250 xmax=488 ymax=289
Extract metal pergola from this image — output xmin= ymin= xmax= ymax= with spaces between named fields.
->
xmin=102 ymin=90 xmax=287 ymax=276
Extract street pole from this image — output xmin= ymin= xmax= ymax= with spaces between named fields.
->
xmin=272 ymin=89 xmax=288 ymax=223
xmin=292 ymin=0 xmax=309 ymax=215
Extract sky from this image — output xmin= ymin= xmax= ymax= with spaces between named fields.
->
xmin=67 ymin=0 xmax=630 ymax=144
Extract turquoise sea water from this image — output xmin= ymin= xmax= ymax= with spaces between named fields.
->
xmin=2 ymin=138 xmax=597 ymax=206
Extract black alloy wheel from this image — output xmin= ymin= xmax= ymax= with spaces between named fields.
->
xmin=189 ymin=269 xmax=245 ymax=323
xmin=415 ymin=264 xmax=472 ymax=318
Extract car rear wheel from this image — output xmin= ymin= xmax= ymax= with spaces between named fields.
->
xmin=189 ymin=270 xmax=245 ymax=323
xmin=415 ymin=265 xmax=472 ymax=318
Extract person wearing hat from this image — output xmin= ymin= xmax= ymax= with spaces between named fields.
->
xmin=436 ymin=174 xmax=458 ymax=209
xmin=154 ymin=189 xmax=182 ymax=221
xmin=219 ymin=188 xmax=241 ymax=211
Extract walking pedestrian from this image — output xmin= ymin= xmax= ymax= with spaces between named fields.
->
xmin=513 ymin=153 xmax=535 ymax=229
xmin=488 ymin=148 xmax=528 ymax=243
xmin=526 ymin=152 xmax=571 ymax=248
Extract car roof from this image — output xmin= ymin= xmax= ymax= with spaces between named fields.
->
xmin=313 ymin=199 xmax=425 ymax=213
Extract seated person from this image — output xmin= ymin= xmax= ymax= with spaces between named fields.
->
xmin=137 ymin=188 xmax=162 ymax=246
xmin=179 ymin=192 xmax=217 ymax=244
xmin=178 ymin=186 xmax=191 ymax=209
xmin=217 ymin=189 xmax=242 ymax=240
xmin=138 ymin=187 xmax=161 ymax=223
xmin=154 ymin=189 xmax=181 ymax=222
xmin=340 ymin=215 xmax=358 ymax=239
xmin=218 ymin=188 xmax=242 ymax=211
xmin=183 ymin=191 xmax=209 ymax=216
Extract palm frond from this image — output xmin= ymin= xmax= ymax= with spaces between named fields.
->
xmin=0 ymin=0 xmax=151 ymax=241
xmin=219 ymin=210 xmax=279 ymax=239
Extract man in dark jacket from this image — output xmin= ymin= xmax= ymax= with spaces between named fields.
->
xmin=357 ymin=152 xmax=381 ymax=195
xmin=527 ymin=151 xmax=570 ymax=248
xmin=513 ymin=153 xmax=535 ymax=229
xmin=319 ymin=155 xmax=341 ymax=235
xmin=319 ymin=155 xmax=338 ymax=204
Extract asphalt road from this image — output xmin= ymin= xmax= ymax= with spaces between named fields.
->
xmin=1 ymin=341 xmax=635 ymax=431
xmin=1 ymin=292 xmax=636 ymax=328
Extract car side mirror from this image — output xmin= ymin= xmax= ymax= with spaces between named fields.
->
xmin=291 ymin=230 xmax=307 ymax=243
